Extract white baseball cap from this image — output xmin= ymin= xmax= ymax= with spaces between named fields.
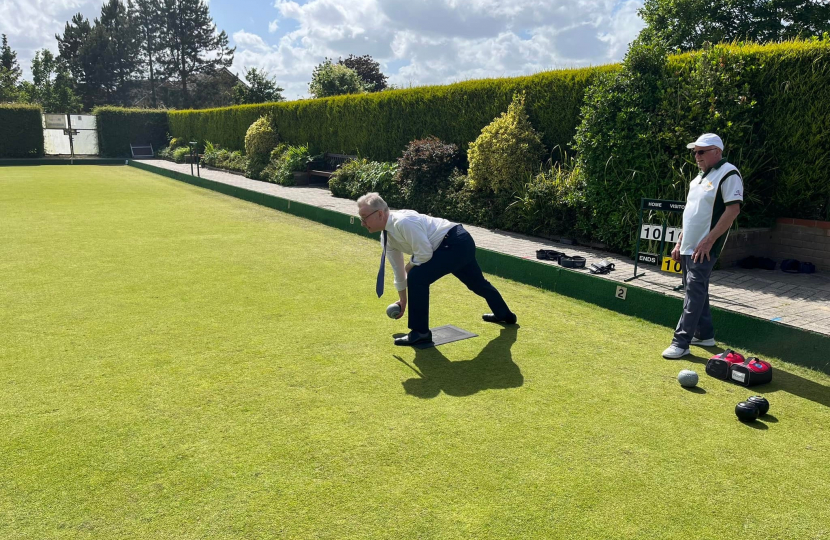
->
xmin=686 ymin=133 xmax=723 ymax=150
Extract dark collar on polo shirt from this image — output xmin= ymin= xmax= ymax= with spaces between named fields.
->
xmin=701 ymin=158 xmax=728 ymax=179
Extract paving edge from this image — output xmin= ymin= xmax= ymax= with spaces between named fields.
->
xmin=10 ymin=159 xmax=807 ymax=374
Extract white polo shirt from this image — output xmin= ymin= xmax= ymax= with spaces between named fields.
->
xmin=383 ymin=210 xmax=458 ymax=291
xmin=680 ymin=159 xmax=743 ymax=257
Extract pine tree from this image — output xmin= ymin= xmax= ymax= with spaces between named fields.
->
xmin=56 ymin=14 xmax=93 ymax=107
xmin=74 ymin=0 xmax=140 ymax=106
xmin=0 ymin=34 xmax=22 ymax=102
xmin=158 ymin=0 xmax=235 ymax=108
xmin=98 ymin=0 xmax=140 ymax=104
xmin=133 ymin=0 xmax=165 ymax=107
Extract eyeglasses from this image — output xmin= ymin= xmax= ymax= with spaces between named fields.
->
xmin=359 ymin=209 xmax=380 ymax=224
xmin=692 ymin=148 xmax=717 ymax=156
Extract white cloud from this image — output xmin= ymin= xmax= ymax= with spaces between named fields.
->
xmin=1 ymin=0 xmax=647 ymax=101
xmin=235 ymin=0 xmax=646 ymax=99
xmin=0 ymin=0 xmax=100 ymax=78
xmin=233 ymin=30 xmax=273 ymax=53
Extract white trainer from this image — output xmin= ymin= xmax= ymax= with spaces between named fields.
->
xmin=691 ymin=337 xmax=716 ymax=346
xmin=662 ymin=345 xmax=690 ymax=359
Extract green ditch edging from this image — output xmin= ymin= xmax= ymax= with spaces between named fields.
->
xmin=0 ymin=158 xmax=127 ymax=166
xmin=126 ymin=160 xmax=830 ymax=373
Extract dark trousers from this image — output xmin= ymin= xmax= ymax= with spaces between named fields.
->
xmin=672 ymin=255 xmax=717 ymax=348
xmin=406 ymin=225 xmax=512 ymax=333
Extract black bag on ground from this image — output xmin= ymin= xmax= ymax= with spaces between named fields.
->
xmin=800 ymin=262 xmax=816 ymax=274
xmin=536 ymin=249 xmax=564 ymax=261
xmin=729 ymin=357 xmax=773 ymax=386
xmin=781 ymin=259 xmax=801 ymax=273
xmin=558 ymin=255 xmax=586 ymax=269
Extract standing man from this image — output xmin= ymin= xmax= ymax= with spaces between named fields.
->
xmin=663 ymin=133 xmax=743 ymax=359
xmin=357 ymin=192 xmax=517 ymax=346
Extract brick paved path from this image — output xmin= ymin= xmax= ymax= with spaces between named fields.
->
xmin=144 ymin=160 xmax=830 ymax=337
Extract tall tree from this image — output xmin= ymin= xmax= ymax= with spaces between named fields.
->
xmin=56 ymin=14 xmax=92 ymax=81
xmin=19 ymin=49 xmax=81 ymax=112
xmin=97 ymin=0 xmax=140 ymax=104
xmin=338 ymin=54 xmax=388 ymax=92
xmin=158 ymin=0 xmax=235 ymax=108
xmin=638 ymin=0 xmax=830 ymax=51
xmin=232 ymin=67 xmax=284 ymax=104
xmin=0 ymin=34 xmax=22 ymax=102
xmin=133 ymin=0 xmax=164 ymax=107
xmin=56 ymin=13 xmax=93 ymax=108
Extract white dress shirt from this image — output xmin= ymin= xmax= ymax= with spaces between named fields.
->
xmin=383 ymin=210 xmax=458 ymax=291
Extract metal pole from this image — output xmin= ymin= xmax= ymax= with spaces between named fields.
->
xmin=657 ymin=221 xmax=668 ymax=270
xmin=67 ymin=114 xmax=75 ymax=158
xmin=625 ymin=198 xmax=646 ymax=282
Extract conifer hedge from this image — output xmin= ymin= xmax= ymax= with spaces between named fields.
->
xmin=94 ymin=107 xmax=169 ymax=157
xmin=0 ymin=104 xmax=44 ymax=158
xmin=167 ymin=66 xmax=617 ymax=162
xmin=574 ymin=39 xmax=830 ymax=253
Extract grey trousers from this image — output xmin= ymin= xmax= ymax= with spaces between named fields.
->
xmin=672 ymin=255 xmax=717 ymax=348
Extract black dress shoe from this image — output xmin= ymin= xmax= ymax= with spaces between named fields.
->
xmin=482 ymin=312 xmax=517 ymax=324
xmin=394 ymin=330 xmax=433 ymax=346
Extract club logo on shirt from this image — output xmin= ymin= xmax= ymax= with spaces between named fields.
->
xmin=703 ymin=181 xmax=714 ymax=191
xmin=734 ymin=189 xmax=742 ymax=197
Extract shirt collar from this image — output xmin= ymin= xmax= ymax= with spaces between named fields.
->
xmin=701 ymin=158 xmax=728 ymax=179
xmin=384 ymin=209 xmax=399 ymax=232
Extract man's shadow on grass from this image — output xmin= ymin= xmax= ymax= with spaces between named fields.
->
xmin=686 ymin=346 xmax=830 ymax=410
xmin=395 ymin=325 xmax=523 ymax=398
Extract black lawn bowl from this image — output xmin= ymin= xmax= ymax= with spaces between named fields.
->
xmin=746 ymin=396 xmax=770 ymax=416
xmin=735 ymin=401 xmax=760 ymax=422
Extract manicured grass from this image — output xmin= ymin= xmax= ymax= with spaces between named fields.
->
xmin=1 ymin=165 xmax=829 ymax=539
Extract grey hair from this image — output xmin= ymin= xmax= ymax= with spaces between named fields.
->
xmin=357 ymin=192 xmax=388 ymax=211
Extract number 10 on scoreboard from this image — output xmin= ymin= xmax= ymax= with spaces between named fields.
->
xmin=660 ymin=257 xmax=682 ymax=274
xmin=641 ymin=224 xmax=682 ymax=243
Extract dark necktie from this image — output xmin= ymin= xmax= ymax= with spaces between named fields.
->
xmin=376 ymin=231 xmax=386 ymax=298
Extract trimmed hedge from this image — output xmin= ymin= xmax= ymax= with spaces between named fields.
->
xmin=573 ymin=39 xmax=830 ymax=253
xmin=94 ymin=106 xmax=169 ymax=158
xmin=0 ymin=104 xmax=44 ymax=158
xmin=167 ymin=66 xmax=617 ymax=162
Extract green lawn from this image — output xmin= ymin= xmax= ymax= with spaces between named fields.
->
xmin=1 ymin=165 xmax=828 ymax=540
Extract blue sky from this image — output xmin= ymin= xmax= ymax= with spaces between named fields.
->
xmin=1 ymin=0 xmax=645 ymax=100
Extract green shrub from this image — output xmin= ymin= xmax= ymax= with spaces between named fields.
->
xmin=223 ymin=151 xmax=248 ymax=172
xmin=244 ymin=115 xmax=279 ymax=157
xmin=0 ymin=104 xmax=44 ymax=158
xmin=172 ymin=146 xmax=190 ymax=163
xmin=157 ymin=146 xmax=173 ymax=160
xmin=507 ymin=153 xmax=584 ymax=238
xmin=262 ymin=144 xmax=310 ymax=185
xmin=244 ymin=115 xmax=279 ymax=179
xmin=201 ymin=141 xmax=218 ymax=166
xmin=396 ymin=137 xmax=463 ymax=211
xmin=329 ymin=159 xmax=401 ymax=204
xmin=94 ymin=106 xmax=168 ymax=158
xmin=168 ymin=137 xmax=187 ymax=149
xmin=468 ymin=93 xmax=545 ymax=193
